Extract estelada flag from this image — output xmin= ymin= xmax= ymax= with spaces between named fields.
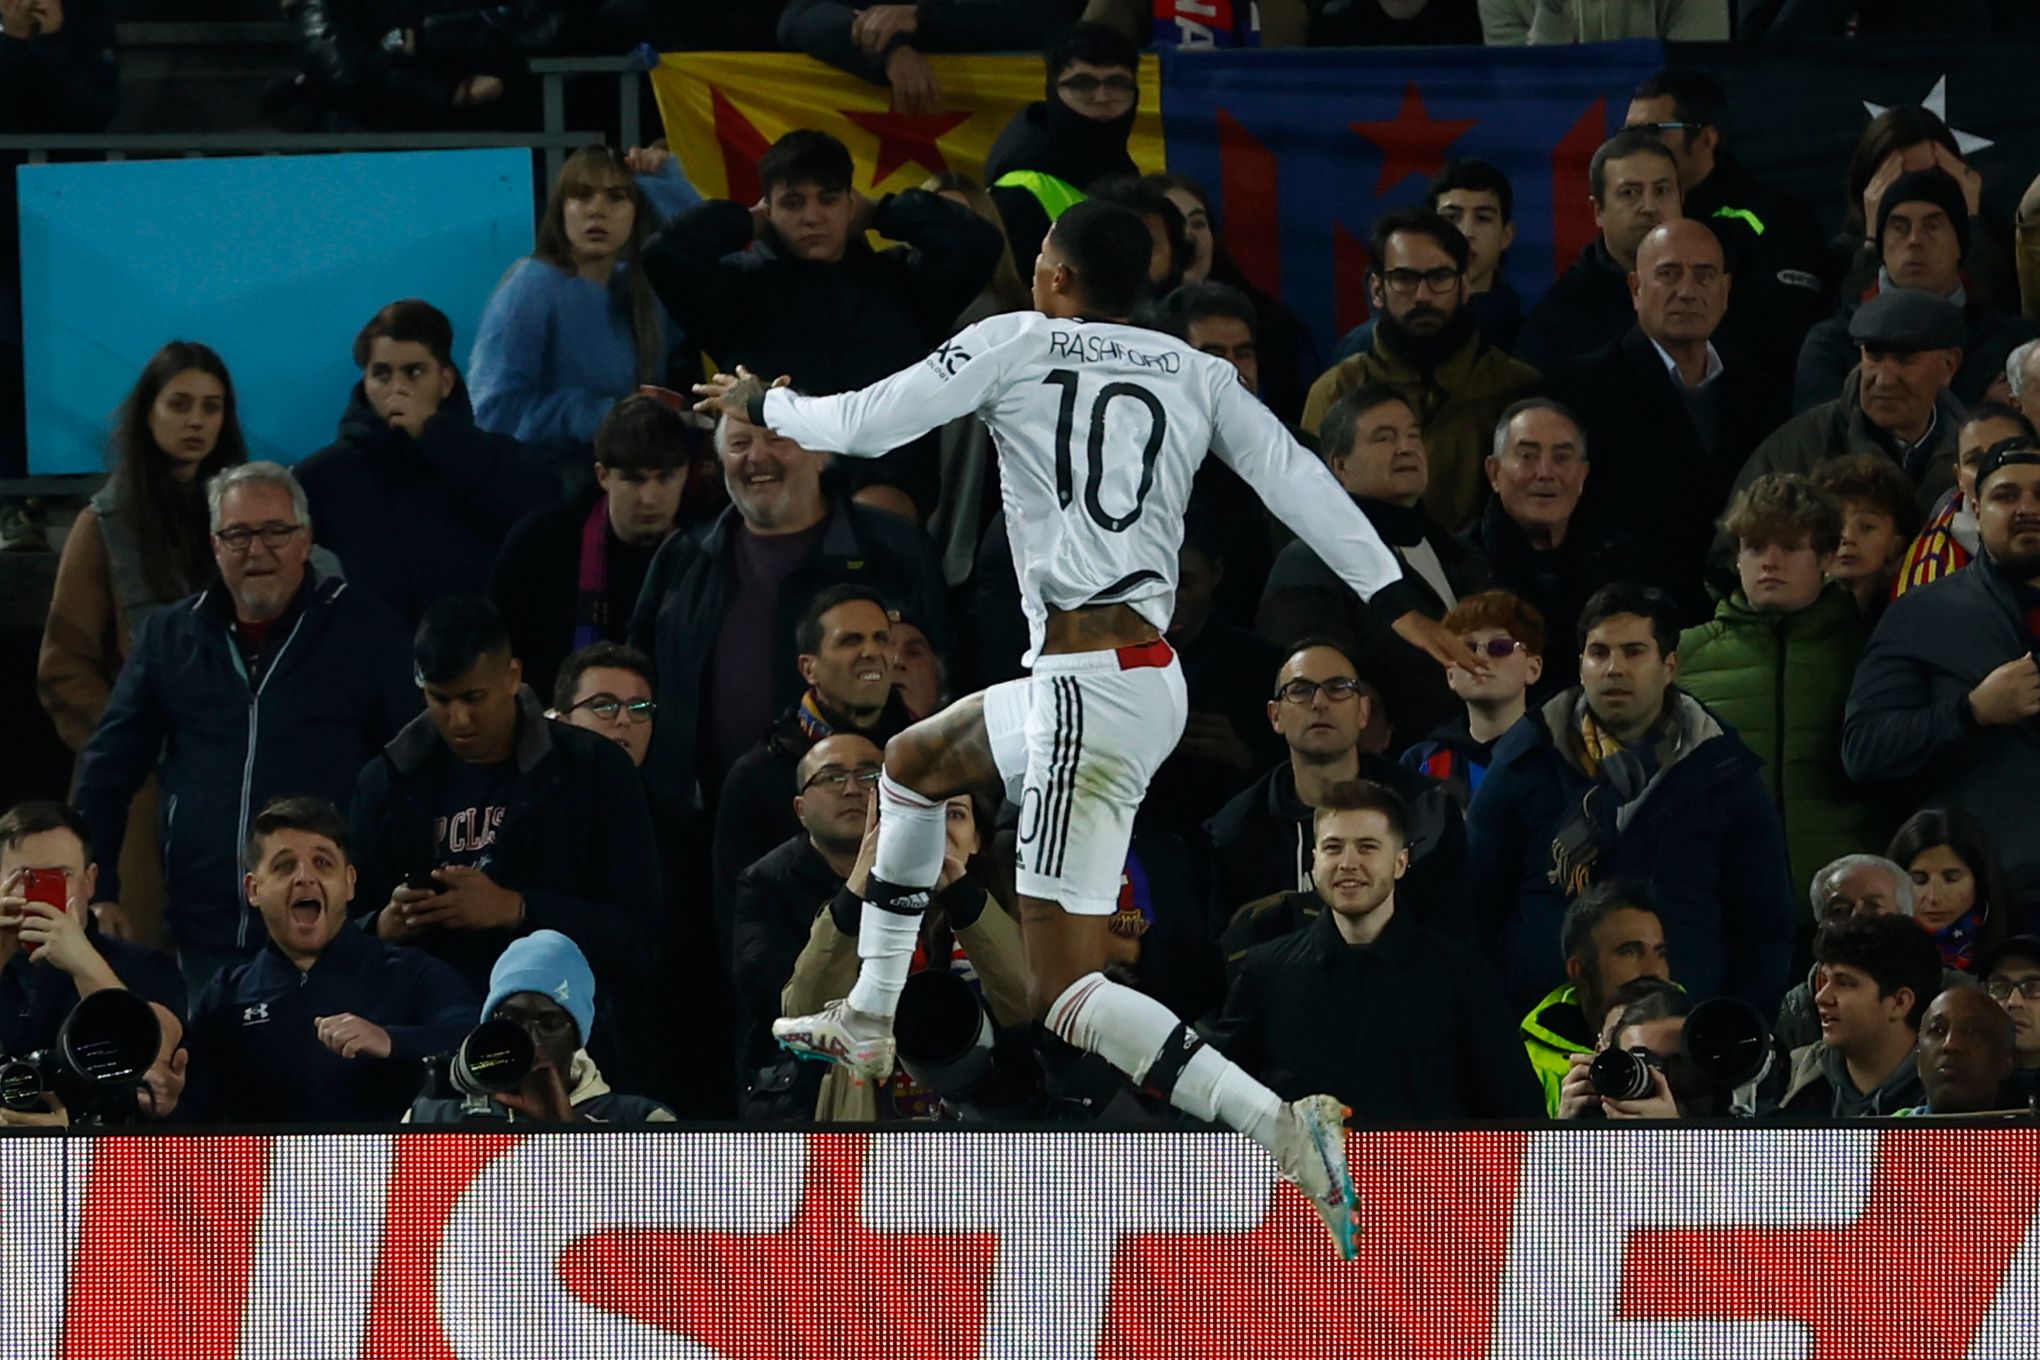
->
xmin=651 ymin=52 xmax=1168 ymax=206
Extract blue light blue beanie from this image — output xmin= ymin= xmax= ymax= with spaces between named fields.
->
xmin=483 ymin=929 xmax=597 ymax=1046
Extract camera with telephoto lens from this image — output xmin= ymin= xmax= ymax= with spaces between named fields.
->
xmin=894 ymin=970 xmax=1039 ymax=1121
xmin=1589 ymin=997 xmax=1775 ymax=1107
xmin=421 ymin=1019 xmax=535 ymax=1114
xmin=0 ymin=989 xmax=162 ymax=1119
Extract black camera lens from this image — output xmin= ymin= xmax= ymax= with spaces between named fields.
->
xmin=0 ymin=1058 xmax=47 ymax=1112
xmin=452 ymin=1019 xmax=535 ymax=1096
xmin=1588 ymin=1046 xmax=1658 ymax=1101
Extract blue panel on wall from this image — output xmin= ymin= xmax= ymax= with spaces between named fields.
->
xmin=17 ymin=149 xmax=533 ymax=474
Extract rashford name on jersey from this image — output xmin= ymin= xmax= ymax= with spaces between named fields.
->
xmin=1045 ymin=329 xmax=1184 ymax=372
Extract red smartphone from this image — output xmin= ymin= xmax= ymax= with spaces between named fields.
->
xmin=20 ymin=869 xmax=66 ymax=910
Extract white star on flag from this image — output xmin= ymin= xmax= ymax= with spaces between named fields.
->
xmin=1864 ymin=76 xmax=1995 ymax=157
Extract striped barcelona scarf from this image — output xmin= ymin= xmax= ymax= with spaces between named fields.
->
xmin=572 ymin=500 xmax=612 ymax=653
xmin=1549 ymin=702 xmax=1660 ymax=898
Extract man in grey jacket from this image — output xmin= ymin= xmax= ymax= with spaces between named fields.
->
xmin=1844 ymin=441 xmax=2040 ymax=913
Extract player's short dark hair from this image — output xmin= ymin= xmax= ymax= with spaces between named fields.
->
xmin=246 ymin=796 xmax=350 ymax=871
xmin=1632 ymin=68 xmax=1727 ymax=131
xmin=1368 ymin=207 xmax=1469 ymax=276
xmin=1813 ymin=911 xmax=1945 ymax=1030
xmin=552 ymin=641 xmax=653 ymax=713
xmin=415 ymin=596 xmax=512 ymax=686
xmin=1560 ymin=880 xmax=1658 ymax=964
xmin=1577 ymin=582 xmax=1682 ymax=658
xmin=1151 ymin=281 xmax=1257 ymax=342
xmin=1090 ymin=175 xmax=1186 ymax=293
xmin=595 ymin=393 xmax=695 ymax=474
xmin=1047 ymin=20 xmax=1139 ymax=78
xmin=0 ymin=801 xmax=94 ymax=865
xmin=1048 ymin=199 xmax=1155 ymax=318
xmin=1427 ymin=158 xmax=1515 ymax=224
xmin=795 ymin=584 xmax=893 ymax=656
xmin=1318 ymin=381 xmax=1414 ymax=465
xmin=1591 ymin=130 xmax=1680 ymax=203
xmin=758 ymin=129 xmax=852 ymax=196
xmin=352 ymin=298 xmax=455 ymax=370
xmin=1312 ymin=779 xmax=1408 ymax=847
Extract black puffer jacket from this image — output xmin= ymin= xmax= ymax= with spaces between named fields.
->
xmin=297 ymin=382 xmax=558 ymax=627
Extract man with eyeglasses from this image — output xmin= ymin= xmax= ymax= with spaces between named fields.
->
xmin=1208 ymin=639 xmax=1466 ymax=961
xmin=74 ymin=462 xmax=417 ymax=992
xmin=1467 ymin=581 xmax=1795 ymax=1018
xmin=550 ymin=641 xmax=658 ymax=770
xmin=714 ymin=585 xmax=921 ymax=953
xmin=982 ymin=22 xmax=1143 ymax=274
xmin=1302 ymin=207 xmax=1538 ymax=536
xmin=346 ymin=596 xmax=663 ymax=1094
xmin=729 ymin=733 xmax=883 ymax=1115
xmin=1624 ymin=69 xmax=1828 ymax=376
xmin=1979 ymin=937 xmax=2040 ymax=1103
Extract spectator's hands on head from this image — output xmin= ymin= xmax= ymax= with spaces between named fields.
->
xmin=1930 ymin=143 xmax=1983 ymax=219
xmin=406 ymin=865 xmax=524 ymax=932
xmin=315 ymin=1012 xmax=394 ymax=1061
xmin=623 ymin=145 xmax=671 ymax=176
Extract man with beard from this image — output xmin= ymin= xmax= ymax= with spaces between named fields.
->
xmin=1206 ymin=780 xmax=1540 ymax=1121
xmin=1517 ymin=131 xmax=1683 ymax=373
xmin=1845 ymin=442 xmax=2040 ymax=913
xmin=1302 ymin=208 xmax=1537 ymax=535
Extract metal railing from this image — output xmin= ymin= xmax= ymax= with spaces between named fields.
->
xmin=528 ymin=52 xmax=659 ymax=183
xmin=0 ymin=131 xmax=603 ymax=163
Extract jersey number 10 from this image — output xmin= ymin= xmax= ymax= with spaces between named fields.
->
xmin=1041 ymin=369 xmax=1168 ymax=534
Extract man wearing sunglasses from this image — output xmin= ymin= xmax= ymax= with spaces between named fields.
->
xmin=1209 ymin=639 xmax=1467 ymax=959
xmin=73 ymin=462 xmax=418 ymax=993
xmin=347 ymin=595 xmax=663 ymax=1097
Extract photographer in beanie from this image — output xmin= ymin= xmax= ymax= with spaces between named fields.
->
xmin=1796 ymin=167 xmax=2037 ymax=415
xmin=408 ymin=929 xmax=674 ymax=1124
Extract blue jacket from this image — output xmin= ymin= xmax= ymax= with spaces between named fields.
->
xmin=1465 ymin=688 xmax=1796 ymax=1018
xmin=72 ymin=567 xmax=419 ymax=954
xmin=177 ymin=925 xmax=475 ymax=1124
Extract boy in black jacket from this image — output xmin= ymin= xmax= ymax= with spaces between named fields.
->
xmin=348 ymin=596 xmax=664 ymax=1089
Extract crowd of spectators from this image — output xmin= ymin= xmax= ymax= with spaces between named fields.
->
xmin=8 ymin=19 xmax=2040 ymax=1132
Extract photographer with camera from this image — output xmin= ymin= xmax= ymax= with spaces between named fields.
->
xmin=168 ymin=798 xmax=475 ymax=1123
xmin=1766 ymin=912 xmax=1941 ymax=1119
xmin=0 ymin=802 xmax=184 ymax=1127
xmin=1522 ymin=882 xmax=1672 ymax=1117
xmin=408 ymin=930 xmax=674 ymax=1124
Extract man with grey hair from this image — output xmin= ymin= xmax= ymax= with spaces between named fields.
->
xmin=73 ymin=462 xmax=418 ymax=992
xmin=1773 ymin=853 xmax=1972 ymax=1050
xmin=2007 ymin=339 xmax=2040 ymax=433
xmin=1468 ymin=397 xmax=1653 ymax=694
xmin=631 ymin=410 xmax=946 ymax=810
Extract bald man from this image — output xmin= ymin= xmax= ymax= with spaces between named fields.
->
xmin=1545 ymin=220 xmax=1789 ymax=613
xmin=1911 ymin=985 xmax=2018 ymax=1116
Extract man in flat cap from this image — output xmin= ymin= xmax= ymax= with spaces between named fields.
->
xmin=1844 ymin=438 xmax=2040 ymax=915
xmin=1729 ymin=289 xmax=1967 ymax=517
xmin=1795 ymin=168 xmax=2036 ymax=414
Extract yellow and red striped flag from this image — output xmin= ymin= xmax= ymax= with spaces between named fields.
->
xmin=651 ymin=52 xmax=1166 ymax=204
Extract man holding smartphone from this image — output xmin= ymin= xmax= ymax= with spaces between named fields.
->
xmin=0 ymin=800 xmax=185 ymax=1126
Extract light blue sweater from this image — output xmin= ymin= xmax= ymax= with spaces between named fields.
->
xmin=467 ymin=163 xmax=698 ymax=447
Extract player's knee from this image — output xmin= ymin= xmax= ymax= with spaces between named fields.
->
xmin=880 ymin=731 xmax=930 ymax=790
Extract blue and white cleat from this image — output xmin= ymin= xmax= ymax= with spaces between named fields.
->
xmin=1273 ymin=1093 xmax=1361 ymax=1260
xmin=772 ymin=998 xmax=897 ymax=1083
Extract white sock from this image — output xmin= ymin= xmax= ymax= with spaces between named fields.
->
xmin=1045 ymin=973 xmax=1283 ymax=1151
xmin=844 ymin=773 xmax=948 ymax=1019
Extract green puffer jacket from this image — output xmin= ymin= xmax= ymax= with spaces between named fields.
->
xmin=1676 ymin=584 xmax=1888 ymax=910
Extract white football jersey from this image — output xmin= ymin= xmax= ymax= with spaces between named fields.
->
xmin=760 ymin=311 xmax=1406 ymax=665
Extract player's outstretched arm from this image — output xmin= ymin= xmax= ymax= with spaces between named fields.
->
xmin=694 ymin=315 xmax=1027 ymax=459
xmin=1208 ymin=378 xmax=1482 ymax=680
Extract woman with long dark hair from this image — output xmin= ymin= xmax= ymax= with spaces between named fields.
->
xmin=467 ymin=143 xmax=696 ymax=449
xmin=1888 ymin=806 xmax=2014 ymax=972
xmin=37 ymin=340 xmax=249 ymax=944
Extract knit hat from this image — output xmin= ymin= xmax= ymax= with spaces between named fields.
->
xmin=1875 ymin=168 xmax=1970 ymax=260
xmin=483 ymin=929 xmax=596 ymax=1047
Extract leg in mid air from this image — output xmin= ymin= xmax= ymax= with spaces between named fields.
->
xmin=772 ymin=692 xmax=1001 ymax=1079
xmin=1011 ymin=652 xmax=1360 ymax=1260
